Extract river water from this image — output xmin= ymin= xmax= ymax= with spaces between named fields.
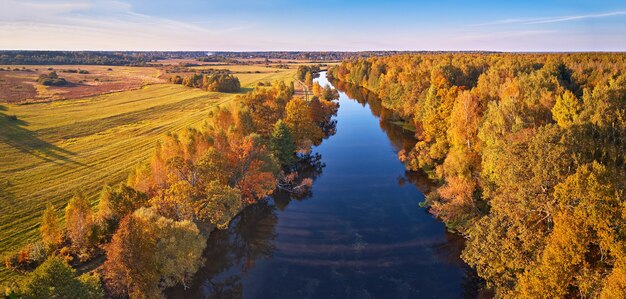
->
xmin=169 ymin=72 xmax=479 ymax=298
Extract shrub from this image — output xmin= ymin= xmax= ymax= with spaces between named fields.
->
xmin=20 ymin=256 xmax=104 ymax=299
xmin=37 ymin=71 xmax=67 ymax=86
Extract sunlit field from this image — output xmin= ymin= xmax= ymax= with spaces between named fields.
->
xmin=0 ymin=65 xmax=296 ymax=281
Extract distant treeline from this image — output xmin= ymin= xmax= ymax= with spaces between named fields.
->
xmin=0 ymin=50 xmax=510 ymax=65
xmin=212 ymin=51 xmax=501 ymax=61
xmin=170 ymin=73 xmax=241 ymax=92
xmin=0 ymin=51 xmax=157 ymax=66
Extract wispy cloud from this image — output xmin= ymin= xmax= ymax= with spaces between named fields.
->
xmin=0 ymin=0 xmax=258 ymax=50
xmin=471 ymin=10 xmax=626 ymax=26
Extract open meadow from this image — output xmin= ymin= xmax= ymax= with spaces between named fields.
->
xmin=0 ymin=63 xmax=297 ymax=282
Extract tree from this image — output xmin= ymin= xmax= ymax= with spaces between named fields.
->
xmin=65 ymin=193 xmax=94 ymax=253
xmin=96 ymin=184 xmax=148 ymax=233
xmin=40 ymin=204 xmax=61 ymax=253
xmin=104 ymin=212 xmax=159 ymax=299
xmin=270 ymin=120 xmax=297 ymax=167
xmin=104 ymin=208 xmax=206 ymax=298
xmin=195 ymin=181 xmax=242 ymax=229
xmin=312 ymin=82 xmax=322 ymax=96
xmin=284 ymin=97 xmax=323 ymax=150
xmin=304 ymin=71 xmax=313 ymax=88
xmin=227 ymin=134 xmax=277 ymax=204
xmin=321 ymin=84 xmax=339 ymax=101
xmin=552 ymin=90 xmax=581 ymax=128
xmin=150 ymin=180 xmax=194 ymax=221
xmin=20 ymin=256 xmax=103 ymax=299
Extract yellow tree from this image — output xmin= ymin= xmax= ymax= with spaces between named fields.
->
xmin=40 ymin=204 xmax=62 ymax=253
xmin=284 ymin=97 xmax=323 ymax=150
xmin=304 ymin=72 xmax=313 ymax=88
xmin=65 ymin=194 xmax=94 ymax=254
xmin=104 ymin=208 xmax=205 ymax=298
xmin=552 ymin=90 xmax=581 ymax=128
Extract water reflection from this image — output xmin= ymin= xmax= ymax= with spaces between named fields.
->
xmin=169 ymin=152 xmax=329 ymax=298
xmin=169 ymin=202 xmax=278 ymax=298
xmin=331 ymin=80 xmax=431 ymax=194
xmin=273 ymin=153 xmax=326 ymax=211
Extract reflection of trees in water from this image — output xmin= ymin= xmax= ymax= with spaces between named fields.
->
xmin=273 ymin=153 xmax=325 ymax=211
xmin=331 ymin=80 xmax=415 ymax=153
xmin=203 ymin=276 xmax=242 ymax=299
xmin=397 ymin=170 xmax=433 ymax=194
xmin=332 ymin=80 xmax=433 ymax=194
xmin=168 ymin=202 xmax=277 ymax=298
xmin=167 ymin=153 xmax=328 ymax=298
xmin=320 ymin=119 xmax=337 ymax=143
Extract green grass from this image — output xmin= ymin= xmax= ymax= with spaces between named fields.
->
xmin=0 ymin=67 xmax=295 ymax=282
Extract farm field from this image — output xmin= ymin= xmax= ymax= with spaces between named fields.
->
xmin=0 ymin=65 xmax=296 ymax=282
xmin=0 ymin=65 xmax=164 ymax=103
xmin=0 ymin=60 xmax=304 ymax=104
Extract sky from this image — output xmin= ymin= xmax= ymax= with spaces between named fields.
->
xmin=1 ymin=0 xmax=625 ymax=51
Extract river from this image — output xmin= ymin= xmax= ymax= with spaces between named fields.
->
xmin=168 ymin=72 xmax=479 ymax=298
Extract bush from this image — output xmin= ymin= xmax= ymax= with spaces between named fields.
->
xmin=20 ymin=256 xmax=104 ymax=299
xmin=37 ymin=71 xmax=67 ymax=86
xmin=78 ymin=70 xmax=89 ymax=74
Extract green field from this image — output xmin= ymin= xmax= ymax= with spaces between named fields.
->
xmin=0 ymin=67 xmax=295 ymax=282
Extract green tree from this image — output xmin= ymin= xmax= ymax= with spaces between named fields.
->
xmin=270 ymin=120 xmax=297 ymax=167
xmin=96 ymin=184 xmax=148 ymax=234
xmin=20 ymin=256 xmax=103 ymax=299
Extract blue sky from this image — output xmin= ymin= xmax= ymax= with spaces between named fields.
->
xmin=1 ymin=0 xmax=625 ymax=51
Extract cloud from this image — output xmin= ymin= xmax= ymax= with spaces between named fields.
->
xmin=524 ymin=11 xmax=626 ymax=25
xmin=0 ymin=0 xmax=256 ymax=50
xmin=471 ymin=10 xmax=626 ymax=27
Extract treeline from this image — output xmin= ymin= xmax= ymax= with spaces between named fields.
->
xmin=4 ymin=81 xmax=339 ymax=298
xmin=212 ymin=51 xmax=489 ymax=61
xmin=169 ymin=73 xmax=241 ymax=92
xmin=0 ymin=51 xmax=154 ymax=66
xmin=329 ymin=53 xmax=626 ymax=298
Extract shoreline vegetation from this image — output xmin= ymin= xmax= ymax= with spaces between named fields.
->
xmin=327 ymin=53 xmax=626 ymax=298
xmin=1 ymin=64 xmax=340 ymax=298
